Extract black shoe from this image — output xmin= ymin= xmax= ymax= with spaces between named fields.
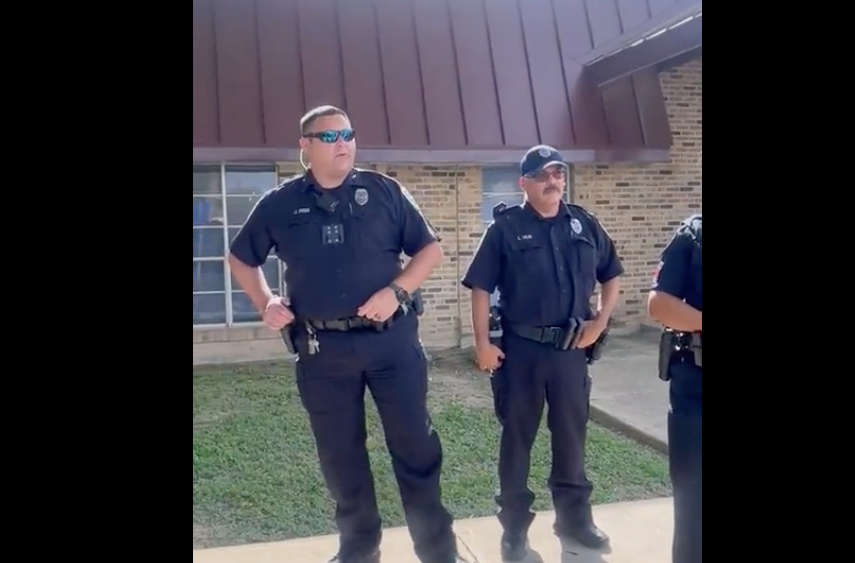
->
xmin=327 ymin=548 xmax=380 ymax=563
xmin=500 ymin=531 xmax=529 ymax=561
xmin=558 ymin=523 xmax=610 ymax=550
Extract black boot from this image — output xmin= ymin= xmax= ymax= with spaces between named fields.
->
xmin=500 ymin=530 xmax=529 ymax=561
xmin=327 ymin=548 xmax=380 ymax=563
xmin=555 ymin=521 xmax=610 ymax=550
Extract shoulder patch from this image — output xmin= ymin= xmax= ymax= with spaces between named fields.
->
xmin=679 ymin=214 xmax=702 ymax=236
xmin=682 ymin=214 xmax=702 ymax=228
xmin=683 ymin=214 xmax=701 ymax=246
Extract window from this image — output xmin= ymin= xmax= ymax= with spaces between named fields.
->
xmin=480 ymin=165 xmax=572 ymax=306
xmin=193 ymin=164 xmax=283 ymax=326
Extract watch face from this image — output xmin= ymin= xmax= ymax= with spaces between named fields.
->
xmin=391 ymin=285 xmax=407 ymax=302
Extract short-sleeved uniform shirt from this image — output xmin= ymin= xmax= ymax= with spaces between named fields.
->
xmin=461 ymin=202 xmax=624 ymax=326
xmin=651 ymin=214 xmax=702 ymax=312
xmin=229 ymin=168 xmax=439 ymax=321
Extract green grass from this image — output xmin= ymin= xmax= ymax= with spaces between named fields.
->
xmin=193 ymin=359 xmax=670 ymax=548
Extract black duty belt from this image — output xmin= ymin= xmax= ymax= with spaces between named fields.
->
xmin=307 ymin=308 xmax=405 ymax=332
xmin=506 ymin=323 xmax=565 ymax=346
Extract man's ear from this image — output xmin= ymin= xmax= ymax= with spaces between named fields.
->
xmin=299 ymin=137 xmax=310 ymax=151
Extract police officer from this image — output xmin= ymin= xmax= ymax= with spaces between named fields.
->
xmin=228 ymin=105 xmax=465 ymax=563
xmin=461 ymin=145 xmax=624 ymax=560
xmin=647 ymin=215 xmax=702 ymax=563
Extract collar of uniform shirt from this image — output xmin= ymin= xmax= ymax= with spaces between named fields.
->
xmin=302 ymin=169 xmax=365 ymax=192
xmin=521 ymin=200 xmax=571 ymax=221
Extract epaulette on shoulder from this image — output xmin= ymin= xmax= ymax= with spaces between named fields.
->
xmin=277 ymin=173 xmax=306 ymax=190
xmin=356 ymin=167 xmax=398 ymax=187
xmin=565 ymin=202 xmax=597 ymax=222
xmin=492 ymin=202 xmax=522 ymax=220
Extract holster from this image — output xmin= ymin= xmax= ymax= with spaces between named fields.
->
xmin=658 ymin=329 xmax=678 ymax=381
xmin=488 ymin=305 xmax=503 ymax=346
xmin=691 ymin=332 xmax=702 ymax=367
xmin=280 ymin=325 xmax=296 ymax=354
xmin=586 ymin=321 xmax=612 ymax=365
xmin=411 ymin=289 xmax=425 ymax=316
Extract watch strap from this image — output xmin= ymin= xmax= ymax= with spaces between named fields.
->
xmin=389 ymin=282 xmax=409 ymax=304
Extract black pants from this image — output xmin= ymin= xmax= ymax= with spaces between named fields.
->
xmin=491 ymin=333 xmax=593 ymax=535
xmin=668 ymin=359 xmax=702 ymax=563
xmin=294 ymin=318 xmax=456 ymax=563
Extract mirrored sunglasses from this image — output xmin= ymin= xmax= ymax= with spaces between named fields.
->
xmin=304 ymin=128 xmax=355 ymax=143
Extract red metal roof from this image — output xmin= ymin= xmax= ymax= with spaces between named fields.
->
xmin=193 ymin=0 xmax=701 ymax=164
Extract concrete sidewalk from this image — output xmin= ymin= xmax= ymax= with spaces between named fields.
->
xmin=193 ymin=498 xmax=673 ymax=563
xmin=589 ymin=329 xmax=669 ymax=454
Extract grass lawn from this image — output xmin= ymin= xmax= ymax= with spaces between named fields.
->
xmin=193 ymin=353 xmax=671 ymax=548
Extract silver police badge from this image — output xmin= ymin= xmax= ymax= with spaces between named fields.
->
xmin=538 ymin=147 xmax=551 ymax=158
xmin=354 ymin=188 xmax=369 ymax=206
xmin=570 ymin=218 xmax=583 ymax=234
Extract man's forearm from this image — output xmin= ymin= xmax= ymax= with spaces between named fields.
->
xmin=471 ymin=289 xmax=492 ymax=347
xmin=393 ymin=242 xmax=443 ymax=294
xmin=228 ymin=253 xmax=275 ymax=312
xmin=647 ymin=291 xmax=702 ymax=332
xmin=597 ymin=277 xmax=620 ymax=320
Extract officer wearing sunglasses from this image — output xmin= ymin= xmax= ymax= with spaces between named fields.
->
xmin=228 ymin=105 xmax=466 ymax=563
xmin=462 ymin=146 xmax=624 ymax=560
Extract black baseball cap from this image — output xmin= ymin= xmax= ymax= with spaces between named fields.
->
xmin=520 ymin=145 xmax=568 ymax=177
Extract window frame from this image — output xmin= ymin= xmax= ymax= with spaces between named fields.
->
xmin=192 ymin=163 xmax=284 ymax=328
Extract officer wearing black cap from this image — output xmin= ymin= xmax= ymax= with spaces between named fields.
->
xmin=228 ymin=105 xmax=466 ymax=563
xmin=648 ymin=214 xmax=702 ymax=563
xmin=461 ymin=145 xmax=624 ymax=560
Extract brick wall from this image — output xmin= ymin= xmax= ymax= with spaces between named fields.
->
xmin=573 ymin=60 xmax=702 ymax=326
xmin=194 ymin=59 xmax=701 ymax=358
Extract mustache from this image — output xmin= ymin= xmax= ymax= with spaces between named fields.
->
xmin=543 ymin=185 xmax=561 ymax=193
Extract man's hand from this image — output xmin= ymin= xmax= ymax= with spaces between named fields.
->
xmin=357 ymin=287 xmax=399 ymax=322
xmin=574 ymin=316 xmax=608 ymax=349
xmin=475 ymin=342 xmax=505 ymax=372
xmin=263 ymin=296 xmax=294 ymax=330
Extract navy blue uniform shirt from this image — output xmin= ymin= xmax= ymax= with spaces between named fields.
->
xmin=652 ymin=214 xmax=702 ymax=311
xmin=462 ymin=202 xmax=624 ymax=326
xmin=229 ymin=168 xmax=439 ymax=320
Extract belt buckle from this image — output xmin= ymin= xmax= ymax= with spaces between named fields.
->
xmin=544 ymin=327 xmax=562 ymax=346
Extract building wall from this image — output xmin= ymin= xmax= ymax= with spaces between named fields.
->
xmin=574 ymin=60 xmax=703 ymax=326
xmin=193 ymin=60 xmax=701 ymax=360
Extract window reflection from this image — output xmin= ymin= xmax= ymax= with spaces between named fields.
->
xmin=193 ymin=164 xmax=281 ymax=326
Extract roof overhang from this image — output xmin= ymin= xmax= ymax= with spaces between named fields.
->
xmin=192 ymin=147 xmax=671 ymax=165
xmin=586 ymin=9 xmax=702 ymax=87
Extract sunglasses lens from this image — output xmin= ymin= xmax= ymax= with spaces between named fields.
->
xmin=340 ymin=129 xmax=354 ymax=142
xmin=318 ymin=131 xmax=337 ymax=143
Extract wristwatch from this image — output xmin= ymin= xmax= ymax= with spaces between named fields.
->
xmin=389 ymin=282 xmax=410 ymax=304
